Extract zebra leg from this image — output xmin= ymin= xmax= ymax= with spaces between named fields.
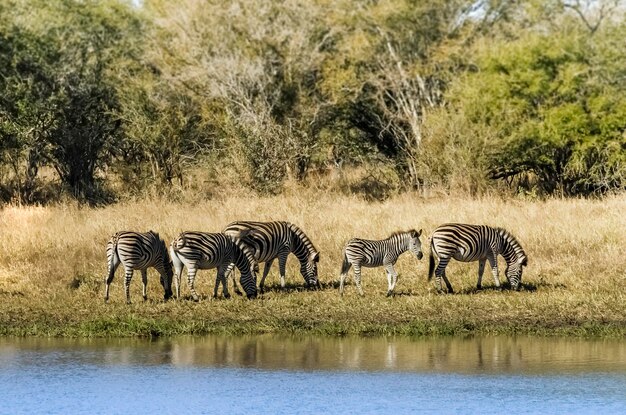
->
xmin=278 ymin=250 xmax=289 ymax=289
xmin=477 ymin=259 xmax=486 ymax=290
xmin=339 ymin=264 xmax=352 ymax=296
xmin=217 ymin=264 xmax=231 ymax=299
xmin=141 ymin=269 xmax=148 ymax=301
xmin=225 ymin=263 xmax=243 ymax=296
xmin=488 ymin=254 xmax=501 ymax=289
xmin=213 ymin=270 xmax=220 ymax=299
xmin=259 ymin=259 xmax=274 ymax=294
xmin=441 ymin=271 xmax=454 ymax=294
xmin=124 ymin=268 xmax=134 ymax=304
xmin=104 ymin=257 xmax=120 ymax=303
xmin=385 ymin=264 xmax=398 ymax=297
xmin=171 ymin=252 xmax=184 ymax=299
xmin=434 ymin=258 xmax=453 ymax=294
xmin=187 ymin=267 xmax=200 ymax=301
xmin=353 ymin=264 xmax=364 ymax=296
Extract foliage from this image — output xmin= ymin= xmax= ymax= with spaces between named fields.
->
xmin=0 ymin=0 xmax=625 ymax=203
xmin=443 ymin=28 xmax=626 ymax=195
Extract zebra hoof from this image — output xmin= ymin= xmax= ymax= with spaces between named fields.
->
xmin=386 ymin=291 xmax=394 ymax=297
xmin=224 ymin=293 xmax=231 ymax=300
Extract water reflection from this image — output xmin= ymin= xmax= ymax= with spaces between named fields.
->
xmin=1 ymin=335 xmax=625 ymax=374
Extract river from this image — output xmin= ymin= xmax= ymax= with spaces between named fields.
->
xmin=1 ymin=335 xmax=625 ymax=414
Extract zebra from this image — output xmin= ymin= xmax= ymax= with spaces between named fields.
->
xmin=428 ymin=223 xmax=528 ymax=293
xmin=222 ymin=221 xmax=320 ymax=293
xmin=169 ymin=231 xmax=258 ymax=301
xmin=105 ymin=230 xmax=174 ymax=304
xmin=339 ymin=229 xmax=424 ymax=297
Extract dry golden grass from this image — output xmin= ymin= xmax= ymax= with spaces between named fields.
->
xmin=0 ymin=191 xmax=624 ymax=337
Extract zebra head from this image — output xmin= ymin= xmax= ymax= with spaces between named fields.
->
xmin=300 ymin=251 xmax=320 ymax=289
xmin=409 ymin=229 xmax=424 ymax=260
xmin=505 ymin=255 xmax=528 ymax=291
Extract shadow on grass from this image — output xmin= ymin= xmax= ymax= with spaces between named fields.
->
xmin=260 ymin=281 xmax=325 ymax=294
xmin=458 ymin=280 xmax=565 ymax=294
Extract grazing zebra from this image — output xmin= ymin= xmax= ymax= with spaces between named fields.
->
xmin=105 ymin=231 xmax=173 ymax=304
xmin=223 ymin=221 xmax=320 ymax=293
xmin=428 ymin=223 xmax=528 ymax=293
xmin=339 ymin=229 xmax=424 ymax=297
xmin=169 ymin=231 xmax=258 ymax=301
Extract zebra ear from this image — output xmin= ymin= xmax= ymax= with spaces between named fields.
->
xmin=418 ymin=229 xmax=423 ymax=237
xmin=311 ymin=252 xmax=320 ymax=263
xmin=519 ymin=256 xmax=528 ymax=266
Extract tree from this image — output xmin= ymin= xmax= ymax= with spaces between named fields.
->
xmin=433 ymin=19 xmax=626 ymax=195
xmin=0 ymin=0 xmax=144 ymax=203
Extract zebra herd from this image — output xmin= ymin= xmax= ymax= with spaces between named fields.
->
xmin=105 ymin=221 xmax=528 ymax=303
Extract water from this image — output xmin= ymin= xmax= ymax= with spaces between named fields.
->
xmin=1 ymin=335 xmax=625 ymax=414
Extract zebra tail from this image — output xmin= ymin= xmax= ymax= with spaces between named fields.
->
xmin=340 ymin=253 xmax=350 ymax=276
xmin=428 ymin=250 xmax=435 ymax=281
xmin=171 ymin=233 xmax=187 ymax=252
xmin=107 ymin=235 xmax=120 ymax=280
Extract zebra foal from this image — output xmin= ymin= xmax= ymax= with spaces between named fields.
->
xmin=105 ymin=231 xmax=174 ymax=304
xmin=428 ymin=223 xmax=528 ymax=293
xmin=223 ymin=221 xmax=320 ymax=293
xmin=339 ymin=229 xmax=424 ymax=297
xmin=169 ymin=231 xmax=258 ymax=301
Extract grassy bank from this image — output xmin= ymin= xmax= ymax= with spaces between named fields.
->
xmin=1 ymin=192 xmax=625 ymax=338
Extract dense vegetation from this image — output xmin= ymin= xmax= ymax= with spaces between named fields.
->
xmin=1 ymin=0 xmax=625 ymax=204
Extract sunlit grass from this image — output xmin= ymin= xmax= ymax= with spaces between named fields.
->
xmin=0 ymin=192 xmax=624 ymax=337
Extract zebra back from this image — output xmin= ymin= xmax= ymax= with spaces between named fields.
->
xmin=171 ymin=231 xmax=232 ymax=266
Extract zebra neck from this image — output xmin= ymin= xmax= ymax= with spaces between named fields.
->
xmin=290 ymin=227 xmax=315 ymax=265
xmin=499 ymin=232 xmax=523 ymax=265
xmin=390 ymin=233 xmax=410 ymax=254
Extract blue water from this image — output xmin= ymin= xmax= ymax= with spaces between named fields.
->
xmin=1 ymin=336 xmax=625 ymax=414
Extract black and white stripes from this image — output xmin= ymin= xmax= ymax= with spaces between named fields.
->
xmin=223 ymin=221 xmax=320 ymax=293
xmin=103 ymin=221 xmax=529 ymax=303
xmin=105 ymin=231 xmax=173 ymax=304
xmin=428 ymin=223 xmax=528 ymax=293
xmin=169 ymin=231 xmax=258 ymax=300
xmin=339 ymin=229 xmax=423 ymax=296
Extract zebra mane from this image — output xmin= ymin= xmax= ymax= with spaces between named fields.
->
xmin=287 ymin=222 xmax=320 ymax=264
xmin=496 ymin=227 xmax=527 ymax=264
xmin=387 ymin=229 xmax=418 ymax=239
xmin=287 ymin=222 xmax=317 ymax=253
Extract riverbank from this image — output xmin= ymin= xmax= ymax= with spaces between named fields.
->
xmin=1 ymin=192 xmax=625 ymax=338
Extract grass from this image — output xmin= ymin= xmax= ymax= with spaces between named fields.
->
xmin=0 ymin=190 xmax=625 ymax=338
